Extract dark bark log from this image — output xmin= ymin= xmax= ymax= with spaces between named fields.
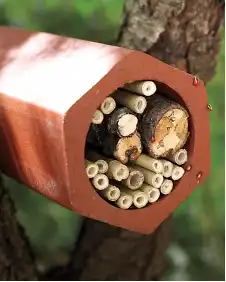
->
xmin=0 ymin=177 xmax=38 ymax=280
xmin=107 ymin=107 xmax=138 ymax=138
xmin=54 ymin=0 xmax=223 ymax=281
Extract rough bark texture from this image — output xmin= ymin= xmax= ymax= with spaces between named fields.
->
xmin=0 ymin=0 xmax=224 ymax=281
xmin=44 ymin=0 xmax=224 ymax=281
xmin=0 ymin=177 xmax=38 ymax=280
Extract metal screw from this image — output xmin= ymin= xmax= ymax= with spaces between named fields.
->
xmin=186 ymin=165 xmax=192 ymax=171
xmin=207 ymin=104 xmax=213 ymax=111
xmin=193 ymin=76 xmax=200 ymax=86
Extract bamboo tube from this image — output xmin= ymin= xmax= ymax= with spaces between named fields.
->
xmin=119 ymin=186 xmax=149 ymax=209
xmin=161 ymin=160 xmax=174 ymax=178
xmin=107 ymin=107 xmax=138 ymax=137
xmin=113 ymin=90 xmax=147 ymax=114
xmin=106 ymin=160 xmax=129 ymax=181
xmin=92 ymin=109 xmax=104 ymax=124
xmin=131 ymin=153 xmax=163 ymax=173
xmin=171 ymin=165 xmax=185 ymax=181
xmin=92 ymin=174 xmax=109 ymax=190
xmin=123 ymin=81 xmax=157 ymax=96
xmin=121 ymin=168 xmax=144 ymax=190
xmin=85 ymin=150 xmax=108 ymax=173
xmin=100 ymin=97 xmax=116 ymax=115
xmin=167 ymin=149 xmax=188 ymax=165
xmin=99 ymin=185 xmax=121 ymax=201
xmin=140 ymin=183 xmax=161 ymax=203
xmin=160 ymin=179 xmax=174 ymax=195
xmin=95 ymin=160 xmax=108 ymax=174
xmin=103 ymin=132 xmax=142 ymax=164
xmin=130 ymin=164 xmax=164 ymax=188
xmin=115 ymin=192 xmax=133 ymax=209
xmin=85 ymin=160 xmax=99 ymax=178
xmin=141 ymin=94 xmax=189 ymax=158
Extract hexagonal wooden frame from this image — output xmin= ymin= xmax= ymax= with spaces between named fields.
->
xmin=0 ymin=27 xmax=210 ymax=233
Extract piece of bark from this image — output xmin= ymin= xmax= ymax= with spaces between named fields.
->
xmin=0 ymin=177 xmax=38 ymax=281
xmin=141 ymin=94 xmax=189 ymax=158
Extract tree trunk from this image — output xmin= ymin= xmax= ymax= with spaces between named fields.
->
xmin=0 ymin=177 xmax=38 ymax=280
xmin=0 ymin=0 xmax=224 ymax=281
xmin=45 ymin=0 xmax=224 ymax=280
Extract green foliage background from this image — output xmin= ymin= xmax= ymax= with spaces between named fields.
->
xmin=0 ymin=1 xmax=224 ymax=280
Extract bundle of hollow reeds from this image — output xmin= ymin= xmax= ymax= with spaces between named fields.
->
xmin=86 ymin=80 xmax=189 ymax=209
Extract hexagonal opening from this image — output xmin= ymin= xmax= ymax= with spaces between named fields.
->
xmin=84 ymin=80 xmax=193 ymax=210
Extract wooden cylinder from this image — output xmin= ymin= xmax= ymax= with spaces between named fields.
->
xmin=103 ymin=132 xmax=142 ymax=164
xmin=141 ymin=94 xmax=189 ymax=158
xmin=107 ymin=107 xmax=138 ymax=137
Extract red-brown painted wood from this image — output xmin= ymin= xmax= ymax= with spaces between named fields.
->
xmin=0 ymin=26 xmax=210 ymax=233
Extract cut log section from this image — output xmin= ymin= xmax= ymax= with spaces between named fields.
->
xmin=141 ymin=94 xmax=189 ymax=158
xmin=103 ymin=132 xmax=142 ymax=164
xmin=123 ymin=80 xmax=157 ymax=96
xmin=100 ymin=97 xmax=116 ymax=115
xmin=107 ymin=107 xmax=138 ymax=137
xmin=113 ymin=90 xmax=147 ymax=114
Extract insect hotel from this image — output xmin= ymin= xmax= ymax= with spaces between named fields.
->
xmin=0 ymin=27 xmax=210 ymax=233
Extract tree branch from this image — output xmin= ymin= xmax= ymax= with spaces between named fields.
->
xmin=0 ymin=177 xmax=38 ymax=280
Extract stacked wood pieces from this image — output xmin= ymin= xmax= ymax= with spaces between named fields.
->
xmin=86 ymin=80 xmax=189 ymax=209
